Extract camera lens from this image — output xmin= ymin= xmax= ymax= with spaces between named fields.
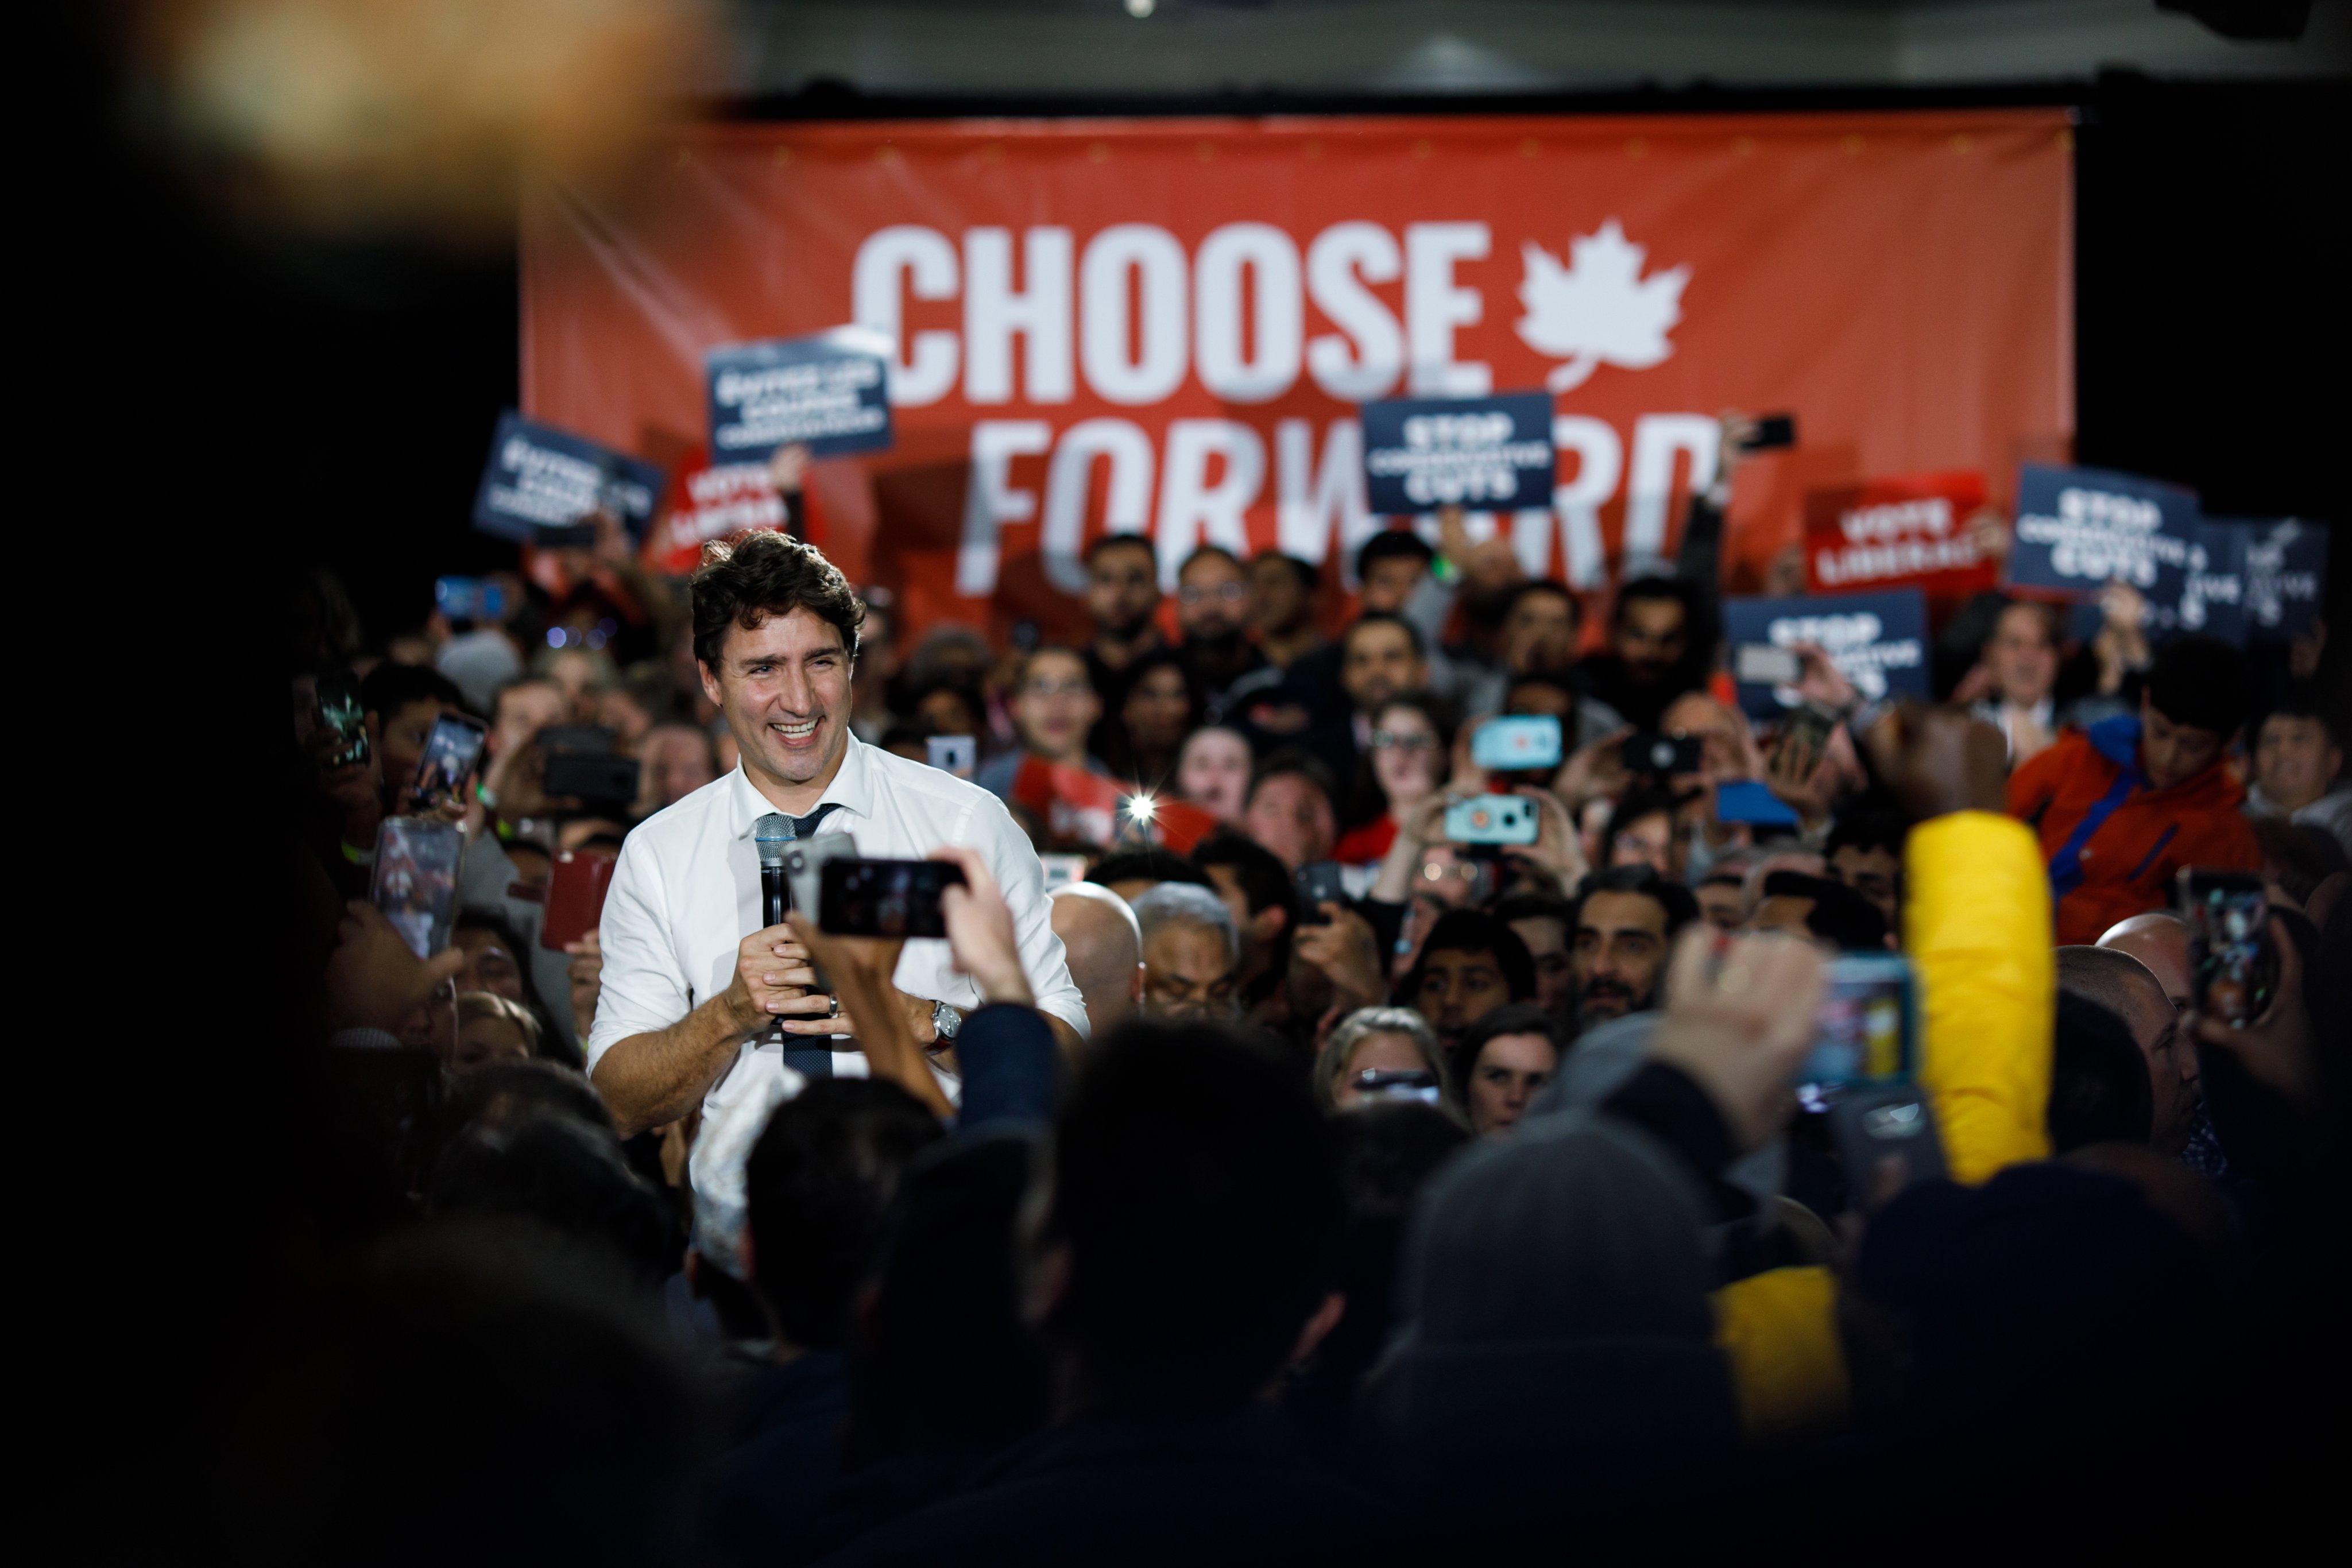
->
xmin=1649 ymin=741 xmax=1674 ymax=771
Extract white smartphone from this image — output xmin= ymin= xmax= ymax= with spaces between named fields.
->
xmin=1736 ymin=643 xmax=1801 ymax=685
xmin=927 ymin=734 xmax=977 ymax=779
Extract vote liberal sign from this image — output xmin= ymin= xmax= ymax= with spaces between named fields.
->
xmin=1803 ymin=471 xmax=1997 ymax=601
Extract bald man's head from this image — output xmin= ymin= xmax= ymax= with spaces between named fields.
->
xmin=2057 ymin=944 xmax=2198 ymax=1156
xmin=2096 ymin=912 xmax=2192 ymax=1015
xmin=1051 ymin=883 xmax=1144 ymax=1036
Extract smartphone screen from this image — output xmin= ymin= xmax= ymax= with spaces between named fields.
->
xmin=1471 ymin=715 xmax=1563 ymax=772
xmin=435 ymin=575 xmax=506 ymax=626
xmin=1740 ymin=413 xmax=1797 ymax=451
xmin=820 ymin=858 xmax=969 ymax=939
xmin=1781 ymin=702 xmax=1837 ymax=750
xmin=1352 ymin=1068 xmax=1442 ymax=1106
xmin=540 ymin=848 xmax=618 ymax=952
xmin=409 ymin=713 xmax=489 ymax=815
xmin=1798 ymin=952 xmax=1916 ymax=1102
xmin=1828 ymin=1083 xmax=1946 ymax=1207
xmin=1772 ymin=702 xmax=1840 ymax=787
xmin=373 ymin=817 xmax=466 ymax=958
xmin=316 ymin=671 xmax=370 ymax=769
xmin=1039 ymin=853 xmax=1088 ymax=891
xmin=2177 ymin=869 xmax=2273 ymax=1027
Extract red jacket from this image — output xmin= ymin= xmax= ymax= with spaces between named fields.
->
xmin=2006 ymin=715 xmax=2262 ymax=946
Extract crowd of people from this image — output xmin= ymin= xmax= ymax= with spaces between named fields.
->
xmin=277 ymin=431 xmax=2347 ymax=1565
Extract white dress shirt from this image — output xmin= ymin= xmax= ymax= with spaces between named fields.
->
xmin=585 ymin=733 xmax=1088 ymax=1129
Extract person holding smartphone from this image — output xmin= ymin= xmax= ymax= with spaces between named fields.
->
xmin=583 ymin=530 xmax=1089 ymax=1140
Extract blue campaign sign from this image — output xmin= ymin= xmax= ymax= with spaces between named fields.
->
xmin=1360 ymin=392 xmax=1555 ymax=516
xmin=472 ymin=412 xmax=665 ymax=545
xmin=706 ymin=327 xmax=893 ymax=462
xmin=2230 ymin=517 xmax=2330 ymax=644
xmin=2056 ymin=517 xmax=2250 ymax=648
xmin=2172 ymin=520 xmax=2247 ymax=646
xmin=1722 ymin=589 xmax=1931 ymax=721
xmin=2009 ymin=463 xmax=2200 ymax=609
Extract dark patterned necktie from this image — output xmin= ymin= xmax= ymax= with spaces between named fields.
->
xmin=779 ymin=800 xmax=845 ymax=1078
xmin=785 ymin=802 xmax=844 ymax=841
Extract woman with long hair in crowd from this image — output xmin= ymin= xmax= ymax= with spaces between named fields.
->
xmin=1103 ymin=648 xmax=1202 ymax=788
xmin=1335 ymin=694 xmax=1454 ymax=868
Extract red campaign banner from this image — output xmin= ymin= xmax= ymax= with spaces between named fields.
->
xmin=1802 ymin=470 xmax=1998 ymax=603
xmin=521 ymin=111 xmax=2071 ymax=645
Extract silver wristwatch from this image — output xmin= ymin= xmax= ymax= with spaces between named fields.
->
xmin=931 ymin=1000 xmax=962 ymax=1043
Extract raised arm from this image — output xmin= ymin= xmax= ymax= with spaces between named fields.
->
xmin=1866 ymin=705 xmax=2053 ymax=1183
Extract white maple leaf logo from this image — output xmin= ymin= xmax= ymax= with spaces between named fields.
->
xmin=1515 ymin=219 xmax=1691 ymax=392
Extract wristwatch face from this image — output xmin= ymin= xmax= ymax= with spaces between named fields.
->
xmin=931 ymin=1000 xmax=960 ymax=1040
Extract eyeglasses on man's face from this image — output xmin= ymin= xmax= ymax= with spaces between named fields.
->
xmin=1372 ymin=728 xmax=1437 ymax=752
xmin=1177 ymin=581 xmax=1249 ymax=606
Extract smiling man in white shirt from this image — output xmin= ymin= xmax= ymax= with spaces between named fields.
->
xmin=586 ymin=530 xmax=1088 ymax=1138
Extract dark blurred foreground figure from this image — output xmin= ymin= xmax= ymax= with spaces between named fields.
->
xmin=1847 ymin=1160 xmax=2230 ymax=1445
xmin=1376 ymin=1110 xmax=1739 ymax=1536
xmin=2045 ymin=989 xmax=2156 ymax=1153
xmin=710 ymin=1080 xmax=942 ymax=1564
xmin=427 ymin=1105 xmax=675 ymax=1290
xmin=231 ymin=1221 xmax=710 ymax=1568
xmin=1286 ymin=1101 xmax=1470 ymax=1456
xmin=788 ymin=1129 xmax=1053 ymax=1563
xmin=827 ymin=1021 xmax=1406 ymax=1566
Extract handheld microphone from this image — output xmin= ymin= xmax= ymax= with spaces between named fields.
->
xmin=753 ymin=813 xmax=794 ymax=1047
xmin=755 ymin=812 xmax=794 ymax=928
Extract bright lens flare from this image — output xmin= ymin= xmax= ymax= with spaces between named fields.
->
xmin=1127 ymin=792 xmax=1157 ymax=823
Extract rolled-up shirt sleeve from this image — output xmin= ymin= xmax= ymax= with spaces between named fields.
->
xmin=968 ymin=792 xmax=1091 ymax=1040
xmin=584 ymin=836 xmax=694 ymax=1075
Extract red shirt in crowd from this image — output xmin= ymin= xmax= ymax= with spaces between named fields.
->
xmin=1333 ymin=816 xmax=1399 ymax=866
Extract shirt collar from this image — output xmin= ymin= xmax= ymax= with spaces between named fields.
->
xmin=727 ymin=733 xmax=874 ymax=839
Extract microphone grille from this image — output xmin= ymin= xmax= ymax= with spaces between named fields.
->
xmin=754 ymin=812 xmax=794 ymax=866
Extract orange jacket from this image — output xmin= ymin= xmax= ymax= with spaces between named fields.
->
xmin=2005 ymin=715 xmax=2261 ymax=947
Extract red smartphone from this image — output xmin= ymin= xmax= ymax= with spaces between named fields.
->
xmin=541 ymin=849 xmax=617 ymax=951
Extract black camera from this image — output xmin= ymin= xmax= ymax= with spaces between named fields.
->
xmin=1622 ymin=733 xmax=1703 ymax=777
xmin=820 ymin=858 xmax=969 ymax=940
xmin=541 ymin=725 xmax=641 ymax=807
